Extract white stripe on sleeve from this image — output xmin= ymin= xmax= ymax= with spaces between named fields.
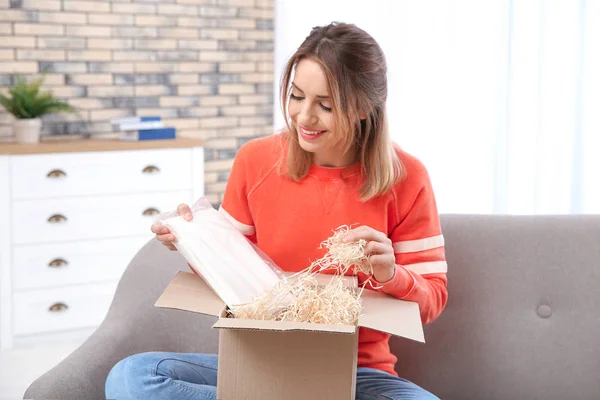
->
xmin=219 ymin=206 xmax=256 ymax=236
xmin=403 ymin=261 xmax=448 ymax=275
xmin=393 ymin=235 xmax=445 ymax=254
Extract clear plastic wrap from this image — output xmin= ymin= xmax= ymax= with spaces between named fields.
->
xmin=155 ymin=197 xmax=285 ymax=308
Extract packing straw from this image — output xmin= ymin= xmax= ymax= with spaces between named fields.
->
xmin=156 ymin=197 xmax=284 ymax=308
xmin=231 ymin=225 xmax=374 ymax=325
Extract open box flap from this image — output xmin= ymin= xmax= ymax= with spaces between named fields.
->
xmin=357 ymin=288 xmax=425 ymax=343
xmin=154 ymin=271 xmax=224 ymax=317
xmin=155 ymin=272 xmax=424 ymax=342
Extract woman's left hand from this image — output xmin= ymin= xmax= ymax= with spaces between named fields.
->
xmin=343 ymin=225 xmax=395 ymax=283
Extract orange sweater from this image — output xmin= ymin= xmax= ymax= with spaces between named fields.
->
xmin=217 ymin=134 xmax=448 ymax=376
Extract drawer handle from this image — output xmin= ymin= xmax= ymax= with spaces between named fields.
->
xmin=142 ymin=165 xmax=160 ymax=174
xmin=48 ymin=258 xmax=69 ymax=268
xmin=49 ymin=303 xmax=69 ymax=313
xmin=47 ymin=169 xmax=67 ymax=179
xmin=143 ymin=207 xmax=160 ymax=217
xmin=48 ymin=214 xmax=68 ymax=224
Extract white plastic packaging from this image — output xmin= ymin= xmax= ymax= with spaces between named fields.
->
xmin=156 ymin=197 xmax=284 ymax=308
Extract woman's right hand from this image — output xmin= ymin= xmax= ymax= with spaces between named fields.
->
xmin=151 ymin=203 xmax=193 ymax=251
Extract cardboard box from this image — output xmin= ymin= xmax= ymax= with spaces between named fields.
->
xmin=155 ymin=271 xmax=424 ymax=400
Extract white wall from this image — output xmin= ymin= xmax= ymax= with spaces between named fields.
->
xmin=274 ymin=0 xmax=599 ymax=215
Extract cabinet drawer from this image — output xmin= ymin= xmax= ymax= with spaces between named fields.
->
xmin=11 ymin=148 xmax=193 ymax=200
xmin=14 ymin=236 xmax=151 ymax=290
xmin=12 ymin=191 xmax=192 ymax=245
xmin=13 ymin=282 xmax=118 ymax=336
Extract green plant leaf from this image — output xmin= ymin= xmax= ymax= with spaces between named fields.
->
xmin=23 ymin=91 xmax=34 ymax=117
xmin=13 ymin=91 xmax=32 ymax=119
xmin=27 ymin=75 xmax=45 ymax=99
xmin=0 ymin=93 xmax=17 ymax=117
xmin=37 ymin=99 xmax=76 ymax=117
xmin=0 ymin=73 xmax=76 ymax=119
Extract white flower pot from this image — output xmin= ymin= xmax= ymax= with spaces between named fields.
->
xmin=13 ymin=118 xmax=42 ymax=144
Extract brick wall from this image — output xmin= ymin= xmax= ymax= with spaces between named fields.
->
xmin=0 ymin=0 xmax=275 ymax=204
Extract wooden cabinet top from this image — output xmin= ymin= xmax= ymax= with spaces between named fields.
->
xmin=0 ymin=137 xmax=205 ymax=155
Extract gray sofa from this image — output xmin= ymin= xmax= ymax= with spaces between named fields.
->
xmin=24 ymin=215 xmax=600 ymax=400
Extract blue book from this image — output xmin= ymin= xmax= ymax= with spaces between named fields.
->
xmin=110 ymin=116 xmax=161 ymax=125
xmin=120 ymin=127 xmax=176 ymax=141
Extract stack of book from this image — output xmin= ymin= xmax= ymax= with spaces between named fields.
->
xmin=110 ymin=116 xmax=176 ymax=141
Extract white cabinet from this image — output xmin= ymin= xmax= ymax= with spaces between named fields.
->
xmin=11 ymin=149 xmax=193 ymax=199
xmin=0 ymin=139 xmax=204 ymax=349
xmin=13 ymin=282 xmax=119 ymax=336
xmin=12 ymin=191 xmax=191 ymax=244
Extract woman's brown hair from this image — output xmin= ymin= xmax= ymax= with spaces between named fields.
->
xmin=279 ymin=21 xmax=404 ymax=201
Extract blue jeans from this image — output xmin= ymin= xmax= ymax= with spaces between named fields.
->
xmin=105 ymin=352 xmax=439 ymax=400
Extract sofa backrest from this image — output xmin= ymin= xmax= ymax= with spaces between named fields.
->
xmin=392 ymin=214 xmax=600 ymax=400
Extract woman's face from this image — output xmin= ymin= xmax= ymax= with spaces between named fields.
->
xmin=288 ymin=59 xmax=352 ymax=167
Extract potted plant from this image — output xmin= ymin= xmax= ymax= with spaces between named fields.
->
xmin=0 ymin=74 xmax=76 ymax=144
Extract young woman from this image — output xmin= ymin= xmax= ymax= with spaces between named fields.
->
xmin=106 ymin=22 xmax=447 ymax=400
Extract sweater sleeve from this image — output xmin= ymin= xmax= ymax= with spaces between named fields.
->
xmin=219 ymin=143 xmax=256 ymax=239
xmin=372 ymin=160 xmax=448 ymax=324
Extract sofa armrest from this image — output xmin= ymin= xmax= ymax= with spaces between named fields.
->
xmin=24 ymin=239 xmax=219 ymax=400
